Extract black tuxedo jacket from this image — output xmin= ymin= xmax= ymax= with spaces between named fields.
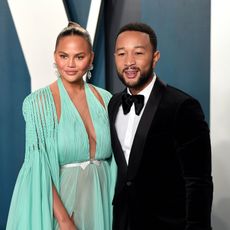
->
xmin=108 ymin=77 xmax=213 ymax=230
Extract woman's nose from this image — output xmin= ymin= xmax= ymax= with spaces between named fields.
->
xmin=67 ymin=58 xmax=76 ymax=67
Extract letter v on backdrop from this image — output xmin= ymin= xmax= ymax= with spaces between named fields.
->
xmin=8 ymin=0 xmax=102 ymax=91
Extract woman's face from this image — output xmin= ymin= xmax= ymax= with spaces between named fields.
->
xmin=54 ymin=35 xmax=94 ymax=83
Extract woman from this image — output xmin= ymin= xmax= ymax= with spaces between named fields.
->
xmin=6 ymin=22 xmax=116 ymax=230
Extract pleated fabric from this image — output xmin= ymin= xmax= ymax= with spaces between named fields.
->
xmin=6 ymin=78 xmax=116 ymax=230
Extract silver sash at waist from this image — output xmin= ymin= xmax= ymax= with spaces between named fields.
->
xmin=61 ymin=159 xmax=101 ymax=170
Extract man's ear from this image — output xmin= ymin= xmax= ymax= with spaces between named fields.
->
xmin=152 ymin=50 xmax=160 ymax=68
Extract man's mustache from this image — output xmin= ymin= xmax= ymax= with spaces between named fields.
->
xmin=122 ymin=66 xmax=140 ymax=72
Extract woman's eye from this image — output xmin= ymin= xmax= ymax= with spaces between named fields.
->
xmin=77 ymin=56 xmax=84 ymax=60
xmin=135 ymin=52 xmax=143 ymax=55
xmin=60 ymin=54 xmax=67 ymax=59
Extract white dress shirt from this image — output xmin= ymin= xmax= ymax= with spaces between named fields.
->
xmin=115 ymin=74 xmax=156 ymax=165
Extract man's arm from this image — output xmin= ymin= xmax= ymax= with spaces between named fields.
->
xmin=175 ymin=98 xmax=213 ymax=230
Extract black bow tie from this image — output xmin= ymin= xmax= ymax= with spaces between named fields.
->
xmin=121 ymin=93 xmax=145 ymax=115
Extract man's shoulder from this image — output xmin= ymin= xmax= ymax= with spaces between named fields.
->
xmin=165 ymin=84 xmax=195 ymax=101
xmin=161 ymin=84 xmax=204 ymax=116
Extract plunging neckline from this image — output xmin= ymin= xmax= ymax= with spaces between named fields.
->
xmin=57 ymin=78 xmax=97 ymax=160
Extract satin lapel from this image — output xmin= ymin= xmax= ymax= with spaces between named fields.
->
xmin=127 ymin=78 xmax=166 ymax=180
xmin=109 ymin=92 xmax=128 ymax=172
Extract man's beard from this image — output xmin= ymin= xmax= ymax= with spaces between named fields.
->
xmin=117 ymin=64 xmax=153 ymax=90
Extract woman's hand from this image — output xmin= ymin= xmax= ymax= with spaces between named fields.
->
xmin=59 ymin=221 xmax=77 ymax=230
xmin=59 ymin=214 xmax=77 ymax=230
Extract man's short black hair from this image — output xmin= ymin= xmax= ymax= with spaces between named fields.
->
xmin=116 ymin=22 xmax=157 ymax=52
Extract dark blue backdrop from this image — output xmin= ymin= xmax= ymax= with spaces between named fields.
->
xmin=141 ymin=0 xmax=210 ymax=121
xmin=0 ymin=1 xmax=30 ymax=229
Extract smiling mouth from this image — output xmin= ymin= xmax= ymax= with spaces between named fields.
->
xmin=123 ymin=67 xmax=139 ymax=78
xmin=65 ymin=71 xmax=77 ymax=75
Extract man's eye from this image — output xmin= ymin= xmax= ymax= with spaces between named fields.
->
xmin=117 ymin=53 xmax=125 ymax=56
xmin=77 ymin=56 xmax=84 ymax=60
xmin=135 ymin=52 xmax=143 ymax=55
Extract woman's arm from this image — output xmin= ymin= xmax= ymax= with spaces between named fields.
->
xmin=52 ymin=185 xmax=77 ymax=230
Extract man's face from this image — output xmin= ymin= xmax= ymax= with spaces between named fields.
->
xmin=114 ymin=31 xmax=160 ymax=93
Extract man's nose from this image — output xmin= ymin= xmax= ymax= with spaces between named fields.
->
xmin=124 ymin=53 xmax=136 ymax=66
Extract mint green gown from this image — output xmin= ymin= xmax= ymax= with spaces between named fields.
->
xmin=6 ymin=78 xmax=116 ymax=230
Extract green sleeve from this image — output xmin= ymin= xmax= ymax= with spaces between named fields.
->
xmin=6 ymin=87 xmax=59 ymax=230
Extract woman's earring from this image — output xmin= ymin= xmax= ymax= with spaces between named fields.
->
xmin=53 ymin=63 xmax=60 ymax=78
xmin=87 ymin=65 xmax=93 ymax=80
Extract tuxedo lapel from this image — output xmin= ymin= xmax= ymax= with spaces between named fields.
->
xmin=109 ymin=91 xmax=128 ymax=169
xmin=127 ymin=78 xmax=166 ymax=180
xmin=109 ymin=92 xmax=130 ymax=197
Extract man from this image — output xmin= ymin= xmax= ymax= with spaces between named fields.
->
xmin=108 ymin=22 xmax=213 ymax=230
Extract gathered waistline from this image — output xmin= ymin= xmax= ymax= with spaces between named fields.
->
xmin=61 ymin=159 xmax=101 ymax=170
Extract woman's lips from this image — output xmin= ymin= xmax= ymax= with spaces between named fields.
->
xmin=65 ymin=71 xmax=77 ymax=75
